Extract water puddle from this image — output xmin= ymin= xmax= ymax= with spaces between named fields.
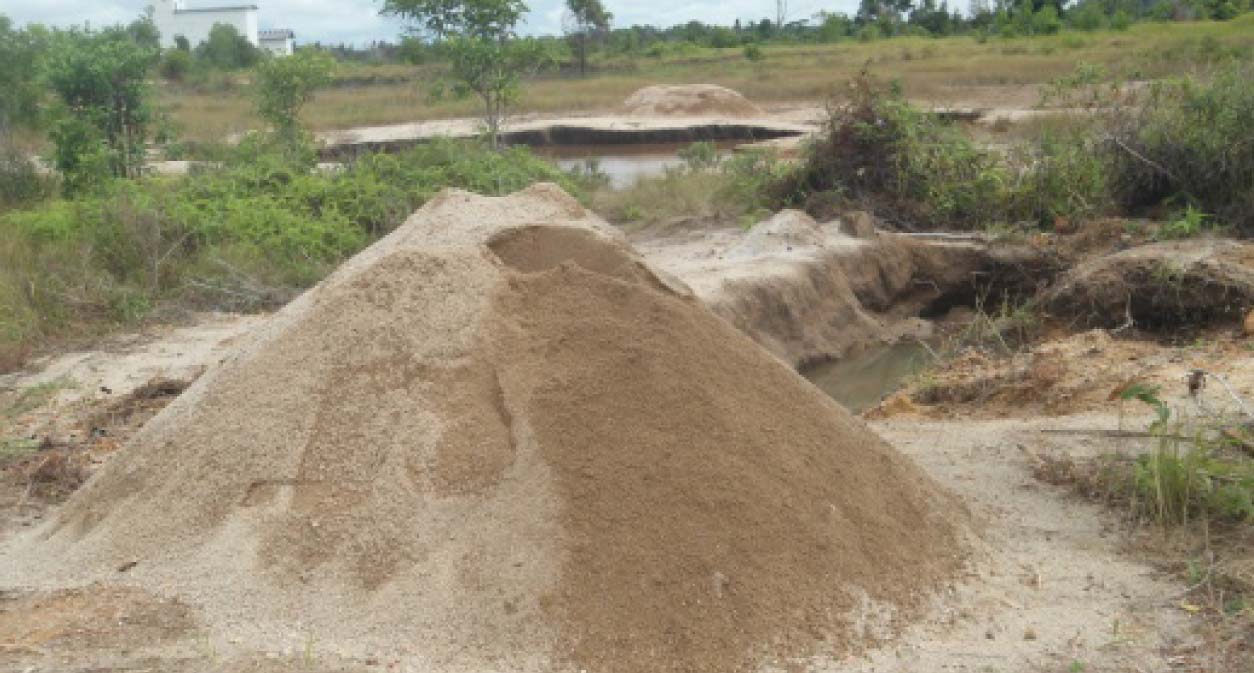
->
xmin=802 ymin=341 xmax=932 ymax=413
xmin=532 ymin=142 xmax=737 ymax=190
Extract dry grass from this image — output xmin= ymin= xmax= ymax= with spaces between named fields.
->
xmin=157 ymin=17 xmax=1254 ymax=142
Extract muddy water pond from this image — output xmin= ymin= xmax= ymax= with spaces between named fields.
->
xmin=532 ymin=142 xmax=738 ymax=190
xmin=802 ymin=341 xmax=932 ymax=413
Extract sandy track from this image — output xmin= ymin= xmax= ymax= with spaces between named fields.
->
xmin=857 ymin=413 xmax=1193 ymax=673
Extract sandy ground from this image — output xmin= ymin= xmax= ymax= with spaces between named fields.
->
xmin=0 ymin=236 xmax=1244 ymax=672
xmin=0 ymin=326 xmax=1218 ymax=672
xmin=860 ymin=413 xmax=1194 ymax=673
xmin=0 ymin=312 xmax=265 ymax=414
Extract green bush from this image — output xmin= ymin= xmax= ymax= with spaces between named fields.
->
xmin=195 ymin=23 xmax=261 ymax=70
xmin=46 ymin=26 xmax=159 ymax=192
xmin=1009 ymin=131 xmax=1109 ymax=226
xmin=1104 ymin=63 xmax=1254 ymax=234
xmin=768 ymin=74 xmax=1009 ymax=229
xmin=677 ymin=141 xmax=719 ymax=170
xmin=1116 ymin=384 xmax=1254 ymax=525
xmin=0 ymin=139 xmax=55 ymax=210
xmin=0 ymin=140 xmax=580 ymax=369
xmin=159 ymin=49 xmax=193 ymax=81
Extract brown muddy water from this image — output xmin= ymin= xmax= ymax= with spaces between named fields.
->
xmin=802 ymin=341 xmax=932 ymax=413
xmin=532 ymin=142 xmax=738 ymax=189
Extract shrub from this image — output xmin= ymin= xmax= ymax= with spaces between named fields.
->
xmin=768 ymin=73 xmax=1009 ymax=229
xmin=0 ymin=137 xmax=55 ymax=210
xmin=857 ymin=25 xmax=881 ymax=42
xmin=252 ymin=50 xmax=335 ymax=153
xmin=1154 ymin=205 xmax=1213 ymax=240
xmin=1103 ymin=63 xmax=1254 ymax=234
xmin=1118 ymin=383 xmax=1253 ymax=525
xmin=677 ymin=141 xmax=719 ymax=170
xmin=1008 ymin=131 xmax=1109 ymax=227
xmin=0 ymin=140 xmax=580 ymax=370
xmin=1068 ymin=2 xmax=1107 ymax=30
xmin=1031 ymin=6 xmax=1063 ymax=34
xmin=195 ymin=23 xmax=261 ymax=70
xmin=743 ymin=43 xmax=764 ymax=61
xmin=159 ymin=49 xmax=193 ymax=81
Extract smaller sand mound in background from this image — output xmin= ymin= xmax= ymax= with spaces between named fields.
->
xmin=623 ymin=84 xmax=764 ymax=117
xmin=727 ymin=210 xmax=828 ymax=259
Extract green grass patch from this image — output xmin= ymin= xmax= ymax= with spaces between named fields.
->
xmin=0 ymin=140 xmax=581 ymax=370
xmin=1 ymin=377 xmax=76 ymax=420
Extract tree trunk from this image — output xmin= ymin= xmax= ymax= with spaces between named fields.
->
xmin=578 ymin=33 xmax=587 ymax=76
xmin=486 ymin=95 xmax=499 ymax=150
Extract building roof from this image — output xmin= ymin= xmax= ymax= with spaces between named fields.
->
xmin=259 ymin=29 xmax=295 ymax=40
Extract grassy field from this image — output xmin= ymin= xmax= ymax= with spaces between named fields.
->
xmin=160 ymin=16 xmax=1254 ymax=143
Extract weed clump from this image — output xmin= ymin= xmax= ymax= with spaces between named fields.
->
xmin=769 ymin=73 xmax=1110 ymax=231
xmin=591 ymin=143 xmax=785 ymax=229
xmin=1104 ymin=63 xmax=1254 ymax=235
xmin=769 ymin=74 xmax=1007 ymax=230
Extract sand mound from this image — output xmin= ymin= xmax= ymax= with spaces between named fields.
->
xmin=728 ymin=210 xmax=828 ymax=259
xmin=623 ymin=84 xmax=764 ymax=117
xmin=2 ymin=184 xmax=964 ymax=673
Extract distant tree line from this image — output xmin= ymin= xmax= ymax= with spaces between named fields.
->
xmin=303 ymin=0 xmax=1252 ymax=69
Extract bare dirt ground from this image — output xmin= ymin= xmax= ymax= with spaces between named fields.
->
xmin=0 ymin=226 xmax=1248 ymax=672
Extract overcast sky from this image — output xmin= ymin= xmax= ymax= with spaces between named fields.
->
xmin=2 ymin=0 xmax=861 ymax=46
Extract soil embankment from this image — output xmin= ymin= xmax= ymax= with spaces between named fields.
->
xmin=1 ymin=184 xmax=965 ymax=673
xmin=638 ymin=210 xmax=1050 ymax=368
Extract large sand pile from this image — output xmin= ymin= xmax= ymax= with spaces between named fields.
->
xmin=623 ymin=84 xmax=765 ymax=117
xmin=1 ymin=184 xmax=965 ymax=672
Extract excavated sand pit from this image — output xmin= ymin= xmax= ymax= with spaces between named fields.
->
xmin=1 ymin=184 xmax=965 ymax=672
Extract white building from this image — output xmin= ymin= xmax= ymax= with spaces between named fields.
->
xmin=153 ymin=0 xmax=295 ymax=54
xmin=259 ymin=29 xmax=295 ymax=56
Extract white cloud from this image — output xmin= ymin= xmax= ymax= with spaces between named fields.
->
xmin=3 ymin=0 xmax=860 ymax=46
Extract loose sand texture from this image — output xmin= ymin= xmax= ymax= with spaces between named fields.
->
xmin=623 ymin=84 xmax=766 ymax=117
xmin=1 ymin=184 xmax=965 ymax=673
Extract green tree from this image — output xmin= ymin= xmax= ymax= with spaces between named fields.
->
xmin=159 ymin=48 xmax=193 ymax=81
xmin=816 ymin=11 xmax=853 ymax=41
xmin=564 ymin=0 xmax=611 ymax=76
xmin=0 ymin=16 xmax=48 ymax=131
xmin=381 ymin=0 xmax=545 ymax=148
xmin=195 ymin=22 xmax=260 ymax=69
xmin=47 ymin=27 xmax=159 ymax=192
xmin=126 ymin=15 xmax=161 ymax=51
xmin=253 ymin=50 xmax=335 ymax=153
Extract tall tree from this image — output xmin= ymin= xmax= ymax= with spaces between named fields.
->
xmin=564 ymin=0 xmax=611 ymax=76
xmin=47 ymin=26 xmax=159 ymax=191
xmin=0 ymin=16 xmax=49 ymax=131
xmin=382 ymin=0 xmax=544 ymax=148
xmin=195 ymin=23 xmax=261 ymax=69
xmin=253 ymin=50 xmax=335 ymax=155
